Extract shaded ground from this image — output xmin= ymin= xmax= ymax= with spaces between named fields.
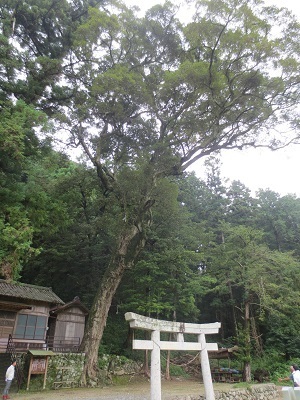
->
xmin=13 ymin=377 xmax=206 ymax=400
xmin=11 ymin=376 xmax=284 ymax=400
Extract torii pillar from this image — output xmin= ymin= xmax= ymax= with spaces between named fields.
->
xmin=125 ymin=312 xmax=221 ymax=400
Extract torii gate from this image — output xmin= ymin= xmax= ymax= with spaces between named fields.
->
xmin=125 ymin=312 xmax=221 ymax=400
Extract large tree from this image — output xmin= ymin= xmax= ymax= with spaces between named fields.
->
xmin=0 ymin=0 xmax=101 ymax=279
xmin=47 ymin=0 xmax=300 ymax=384
xmin=0 ymin=98 xmax=46 ymax=279
xmin=201 ymin=222 xmax=300 ymax=381
xmin=255 ymin=189 xmax=300 ymax=253
xmin=3 ymin=0 xmax=300 ymax=385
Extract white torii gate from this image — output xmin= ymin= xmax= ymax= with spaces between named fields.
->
xmin=125 ymin=312 xmax=221 ymax=400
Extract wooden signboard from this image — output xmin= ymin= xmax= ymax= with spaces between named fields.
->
xmin=26 ymin=350 xmax=55 ymax=390
xmin=31 ymin=358 xmax=46 ymax=374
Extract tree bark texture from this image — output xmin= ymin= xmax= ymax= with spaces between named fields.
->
xmin=165 ymin=350 xmax=171 ymax=380
xmin=81 ymin=224 xmax=143 ymax=385
xmin=243 ymin=300 xmax=251 ymax=383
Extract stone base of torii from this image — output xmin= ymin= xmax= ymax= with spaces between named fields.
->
xmin=125 ymin=312 xmax=221 ymax=400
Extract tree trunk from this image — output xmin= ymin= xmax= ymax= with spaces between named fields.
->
xmin=250 ymin=316 xmax=263 ymax=356
xmin=165 ymin=350 xmax=171 ymax=380
xmin=80 ymin=224 xmax=144 ymax=386
xmin=143 ymin=350 xmax=150 ymax=378
xmin=227 ymin=279 xmax=238 ymax=337
xmin=243 ymin=299 xmax=251 ymax=383
xmin=244 ymin=360 xmax=251 ymax=383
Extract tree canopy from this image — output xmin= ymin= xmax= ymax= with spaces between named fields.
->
xmin=1 ymin=0 xmax=300 ymax=385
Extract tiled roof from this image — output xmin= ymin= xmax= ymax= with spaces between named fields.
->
xmin=51 ymin=296 xmax=89 ymax=315
xmin=0 ymin=280 xmax=64 ymax=305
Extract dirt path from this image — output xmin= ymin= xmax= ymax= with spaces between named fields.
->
xmin=10 ymin=376 xmax=284 ymax=400
xmin=13 ymin=378 xmax=234 ymax=400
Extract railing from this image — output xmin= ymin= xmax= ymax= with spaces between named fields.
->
xmin=6 ymin=335 xmax=23 ymax=390
xmin=4 ymin=336 xmax=82 ymax=354
xmin=46 ymin=336 xmax=81 ymax=353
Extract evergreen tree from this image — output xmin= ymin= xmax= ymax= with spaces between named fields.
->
xmin=201 ymin=222 xmax=300 ymax=381
xmin=2 ymin=0 xmax=300 ymax=385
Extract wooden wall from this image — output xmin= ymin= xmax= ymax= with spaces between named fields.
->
xmin=54 ymin=306 xmax=86 ymax=344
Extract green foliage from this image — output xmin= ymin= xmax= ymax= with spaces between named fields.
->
xmin=161 ymin=356 xmax=190 ymax=378
xmin=117 ymin=176 xmax=216 ymax=321
xmin=100 ymin=314 xmax=129 ymax=355
xmin=21 ymin=159 xmax=111 ymax=304
xmin=1 ymin=0 xmax=300 ymax=383
xmin=98 ymin=353 xmax=131 ymax=370
xmin=263 ymin=315 xmax=300 ymax=360
xmin=255 ymin=190 xmax=300 ymax=253
xmin=251 ymin=351 xmax=286 ymax=382
xmin=0 ymin=98 xmax=49 ymax=279
xmin=0 ymin=210 xmax=39 ymax=280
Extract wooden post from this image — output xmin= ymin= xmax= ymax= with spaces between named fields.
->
xmin=43 ymin=356 xmax=49 ymax=389
xmin=26 ymin=357 xmax=33 ymax=390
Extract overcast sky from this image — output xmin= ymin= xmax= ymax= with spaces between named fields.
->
xmin=195 ymin=0 xmax=300 ymax=197
xmin=215 ymin=0 xmax=300 ymax=197
xmin=124 ymin=0 xmax=300 ymax=197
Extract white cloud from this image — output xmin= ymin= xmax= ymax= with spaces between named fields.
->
xmin=190 ymin=146 xmax=300 ymax=197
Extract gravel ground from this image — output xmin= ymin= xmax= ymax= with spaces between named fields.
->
xmin=11 ymin=378 xmax=284 ymax=400
xmin=12 ymin=378 xmax=228 ymax=400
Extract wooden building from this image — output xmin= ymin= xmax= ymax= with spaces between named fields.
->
xmin=48 ymin=297 xmax=89 ymax=352
xmin=0 ymin=280 xmax=88 ymax=353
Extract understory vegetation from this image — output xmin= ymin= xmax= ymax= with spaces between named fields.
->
xmin=1 ymin=0 xmax=300 ymax=385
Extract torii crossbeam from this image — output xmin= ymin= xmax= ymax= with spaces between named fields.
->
xmin=125 ymin=312 xmax=221 ymax=400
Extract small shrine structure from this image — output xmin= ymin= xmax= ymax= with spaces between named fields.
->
xmin=125 ymin=312 xmax=221 ymax=400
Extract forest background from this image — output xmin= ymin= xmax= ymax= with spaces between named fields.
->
xmin=1 ymin=0 xmax=300 ymax=386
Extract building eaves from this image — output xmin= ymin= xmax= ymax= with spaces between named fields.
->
xmin=50 ymin=296 xmax=88 ymax=315
xmin=0 ymin=280 xmax=64 ymax=305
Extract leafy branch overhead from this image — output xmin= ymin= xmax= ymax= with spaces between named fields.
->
xmin=53 ymin=0 xmax=300 ymax=178
xmin=1 ymin=0 xmax=300 ymax=386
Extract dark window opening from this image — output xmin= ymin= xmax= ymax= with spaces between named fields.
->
xmin=14 ymin=314 xmax=47 ymax=340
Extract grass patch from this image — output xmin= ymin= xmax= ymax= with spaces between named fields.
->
xmin=232 ymin=382 xmax=256 ymax=390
